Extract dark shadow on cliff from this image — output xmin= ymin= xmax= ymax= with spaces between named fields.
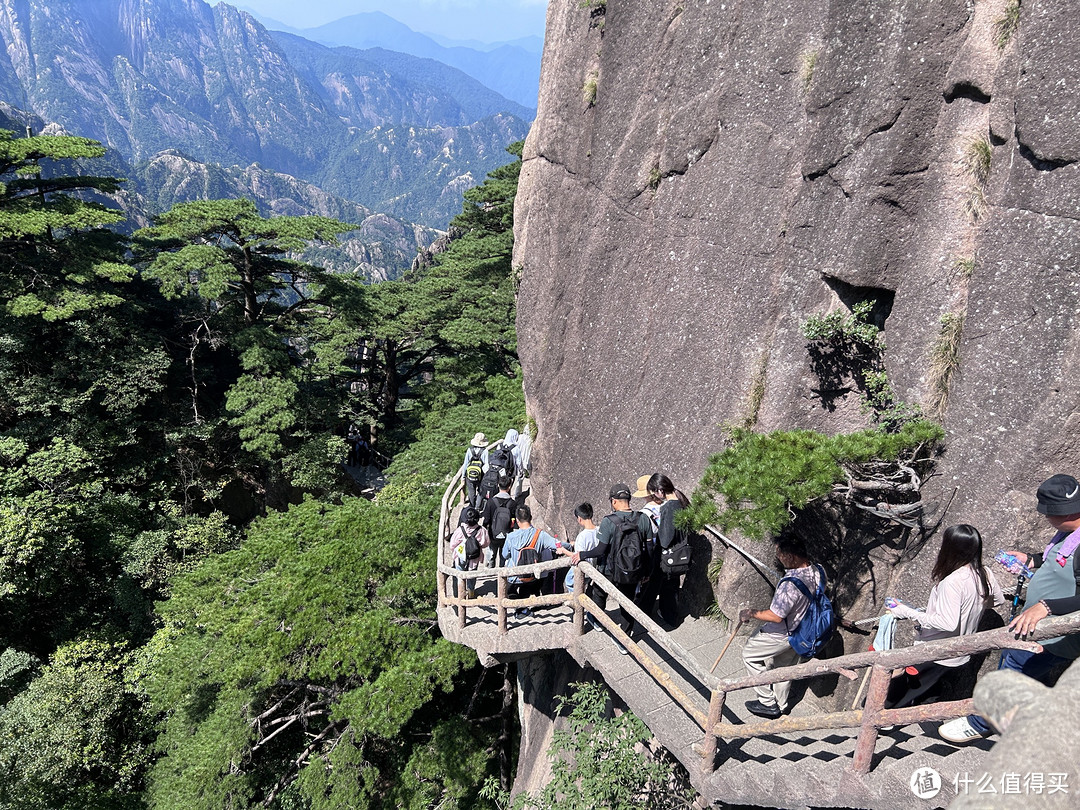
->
xmin=806 ymin=277 xmax=894 ymax=411
xmin=679 ymin=531 xmax=717 ymax=623
xmin=797 ymin=498 xmax=925 ymax=615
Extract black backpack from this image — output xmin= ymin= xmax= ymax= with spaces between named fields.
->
xmin=463 ymin=525 xmax=484 ymax=563
xmin=479 ymin=467 xmax=501 ymax=501
xmin=488 ymin=444 xmax=515 ymax=479
xmin=464 ymin=449 xmax=484 ymax=483
xmin=607 ymin=512 xmax=644 ymax=585
xmin=489 ymin=497 xmax=516 ymax=542
xmin=516 ymin=528 xmax=541 ymax=582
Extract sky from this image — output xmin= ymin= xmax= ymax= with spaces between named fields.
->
xmin=210 ymin=0 xmax=548 ymax=43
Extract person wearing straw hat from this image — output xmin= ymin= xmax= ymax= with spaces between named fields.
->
xmin=460 ymin=432 xmax=489 ymax=509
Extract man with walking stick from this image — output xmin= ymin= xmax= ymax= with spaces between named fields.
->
xmin=738 ymin=536 xmax=825 ymax=719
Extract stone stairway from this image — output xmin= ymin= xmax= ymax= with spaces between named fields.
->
xmin=438 ymin=592 xmax=994 ymax=809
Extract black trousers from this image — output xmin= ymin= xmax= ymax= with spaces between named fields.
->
xmin=656 ymin=570 xmax=680 ymax=623
xmin=510 ymin=579 xmax=542 ymax=600
xmin=884 ymin=661 xmax=956 ymax=709
xmin=613 ymin=580 xmax=641 ymax=636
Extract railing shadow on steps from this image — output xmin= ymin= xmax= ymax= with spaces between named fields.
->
xmin=435 ymin=472 xmax=1080 ymax=778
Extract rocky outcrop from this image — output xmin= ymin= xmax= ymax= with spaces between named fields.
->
xmin=137 ymin=150 xmax=437 ymax=279
xmin=515 ymin=0 xmax=1080 ymax=636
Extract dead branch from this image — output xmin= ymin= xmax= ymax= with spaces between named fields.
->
xmin=253 ymin=687 xmax=301 ymax=726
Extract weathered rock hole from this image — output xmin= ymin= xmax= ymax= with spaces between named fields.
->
xmin=943 ymin=82 xmax=991 ymax=105
xmin=1017 ymin=141 xmax=1076 ymax=172
xmin=822 ymin=275 xmax=895 ymax=331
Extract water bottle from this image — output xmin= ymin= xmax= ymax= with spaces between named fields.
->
xmin=995 ymin=550 xmax=1034 ymax=578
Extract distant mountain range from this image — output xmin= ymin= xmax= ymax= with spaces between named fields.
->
xmin=0 ymin=102 xmax=439 ymax=281
xmin=230 ymin=0 xmax=546 ymax=48
xmin=0 ymin=0 xmax=532 ymax=240
xmin=245 ymin=10 xmax=541 ymax=110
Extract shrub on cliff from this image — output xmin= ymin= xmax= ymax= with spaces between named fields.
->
xmin=482 ymin=681 xmax=696 ymax=810
xmin=683 ymin=420 xmax=944 ymax=539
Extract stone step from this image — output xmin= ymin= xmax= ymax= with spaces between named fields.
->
xmin=441 ymin=598 xmax=995 ymax=808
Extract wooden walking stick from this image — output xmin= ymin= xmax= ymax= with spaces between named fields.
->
xmin=710 ymin=618 xmax=745 ymax=673
xmin=851 ymin=665 xmax=873 ymax=710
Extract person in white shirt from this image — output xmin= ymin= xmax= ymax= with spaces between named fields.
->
xmin=886 ymin=524 xmax=1004 ymax=711
xmin=564 ymin=503 xmax=598 ymax=594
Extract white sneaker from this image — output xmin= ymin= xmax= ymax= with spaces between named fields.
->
xmin=939 ymin=716 xmax=989 ymax=744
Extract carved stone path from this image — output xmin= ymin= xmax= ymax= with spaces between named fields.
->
xmin=439 ymin=587 xmax=995 ymax=809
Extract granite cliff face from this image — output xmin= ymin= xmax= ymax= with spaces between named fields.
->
xmin=515 ymin=0 xmax=1080 ymax=623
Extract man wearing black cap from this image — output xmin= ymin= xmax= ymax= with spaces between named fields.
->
xmin=566 ymin=484 xmax=652 ymax=651
xmin=940 ymin=473 xmax=1080 ymax=744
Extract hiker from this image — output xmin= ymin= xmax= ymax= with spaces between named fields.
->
xmin=479 ymin=430 xmax=517 ymax=503
xmin=739 ymin=535 xmax=825 ymax=719
xmin=346 ymin=425 xmax=358 ymax=465
xmin=502 ymin=504 xmax=559 ymax=615
xmin=482 ymin=473 xmax=517 ymax=567
xmin=566 ymin=484 xmax=651 ymax=649
xmin=883 ymin=525 xmax=1004 ymax=716
xmin=632 ymin=474 xmax=663 ymax=618
xmin=940 ymin=474 xmax=1080 ymax=744
xmin=514 ymin=425 xmax=532 ymax=498
xmin=448 ymin=507 xmax=489 ymax=599
xmin=460 ymin=433 xmax=489 ymax=510
xmin=563 ymin=503 xmax=598 ymax=594
xmin=647 ymin=473 xmax=692 ymax=626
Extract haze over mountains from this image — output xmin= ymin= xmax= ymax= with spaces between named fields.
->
xmin=225 ymin=0 xmax=547 ymax=44
xmin=0 ymin=0 xmax=534 ymax=277
xmin=246 ymin=9 xmax=541 ymax=110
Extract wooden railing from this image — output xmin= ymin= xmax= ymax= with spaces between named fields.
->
xmin=435 ymin=472 xmax=1080 ymax=776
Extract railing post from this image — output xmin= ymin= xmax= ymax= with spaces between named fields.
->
xmin=457 ymin=571 xmax=467 ymax=628
xmin=497 ymin=573 xmax=508 ymax=635
xmin=700 ymin=689 xmax=726 ymax=774
xmin=851 ymin=663 xmax=891 ymax=774
xmin=572 ymin=566 xmax=585 ymax=636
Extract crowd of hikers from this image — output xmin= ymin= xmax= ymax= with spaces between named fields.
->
xmin=450 ymin=437 xmax=694 ymax=647
xmin=449 ymin=439 xmax=1080 ymax=745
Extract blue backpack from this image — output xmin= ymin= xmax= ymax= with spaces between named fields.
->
xmin=782 ymin=564 xmax=835 ymax=657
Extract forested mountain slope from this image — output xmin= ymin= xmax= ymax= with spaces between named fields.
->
xmin=0 ymin=124 xmax=526 ymax=808
xmin=0 ymin=101 xmax=436 ymax=279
